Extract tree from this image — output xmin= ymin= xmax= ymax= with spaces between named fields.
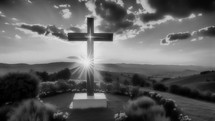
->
xmin=56 ymin=68 xmax=71 ymax=80
xmin=0 ymin=73 xmax=40 ymax=106
xmin=123 ymin=79 xmax=130 ymax=86
xmin=132 ymin=74 xmax=141 ymax=86
xmin=104 ymin=76 xmax=113 ymax=83
xmin=36 ymin=71 xmax=49 ymax=81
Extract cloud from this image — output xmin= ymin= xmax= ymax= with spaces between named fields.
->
xmin=94 ymin=0 xmax=136 ymax=33
xmin=60 ymin=9 xmax=72 ymax=19
xmin=67 ymin=56 xmax=79 ymax=60
xmin=46 ymin=25 xmax=68 ymax=40
xmin=11 ymin=17 xmax=19 ymax=21
xmin=25 ymin=0 xmax=32 ymax=4
xmin=0 ymin=11 xmax=6 ymax=17
xmin=20 ymin=24 xmax=47 ymax=35
xmin=83 ymin=0 xmax=142 ymax=40
xmin=195 ymin=26 xmax=215 ymax=37
xmin=19 ymin=23 xmax=68 ymax=40
xmin=59 ymin=4 xmax=71 ymax=8
xmin=140 ymin=0 xmax=215 ymax=23
xmin=15 ymin=34 xmax=21 ymax=39
xmin=161 ymin=25 xmax=215 ymax=45
xmin=69 ymin=26 xmax=82 ymax=33
xmin=53 ymin=5 xmax=59 ymax=9
xmin=160 ymin=32 xmax=191 ymax=45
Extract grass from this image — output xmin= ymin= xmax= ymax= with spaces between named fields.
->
xmin=160 ymin=92 xmax=215 ymax=121
xmin=142 ymin=88 xmax=215 ymax=121
xmin=42 ymin=92 xmax=129 ymax=121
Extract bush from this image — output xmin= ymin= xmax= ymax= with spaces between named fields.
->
xmin=0 ymin=73 xmax=40 ymax=106
xmin=8 ymin=99 xmax=56 ymax=121
xmin=179 ymin=87 xmax=191 ymax=96
xmin=124 ymin=97 xmax=169 ymax=121
xmin=169 ymin=85 xmax=180 ymax=94
xmin=190 ymin=89 xmax=200 ymax=99
xmin=55 ymin=81 xmax=70 ymax=92
xmin=129 ymin=87 xmax=139 ymax=99
xmin=0 ymin=105 xmax=13 ymax=121
xmin=153 ymin=83 xmax=168 ymax=92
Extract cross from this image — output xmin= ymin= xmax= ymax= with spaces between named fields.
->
xmin=68 ymin=18 xmax=113 ymax=96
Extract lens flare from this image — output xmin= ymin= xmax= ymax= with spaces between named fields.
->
xmin=81 ymin=58 xmax=91 ymax=68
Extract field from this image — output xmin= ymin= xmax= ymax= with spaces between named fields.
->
xmin=42 ymin=91 xmax=215 ymax=121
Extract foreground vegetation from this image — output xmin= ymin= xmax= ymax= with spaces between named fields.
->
xmin=1 ymin=71 xmax=215 ymax=121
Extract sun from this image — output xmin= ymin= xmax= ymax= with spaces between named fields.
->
xmin=82 ymin=59 xmax=91 ymax=68
xmin=80 ymin=57 xmax=92 ymax=69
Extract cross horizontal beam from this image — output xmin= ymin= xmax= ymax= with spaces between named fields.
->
xmin=68 ymin=33 xmax=113 ymax=41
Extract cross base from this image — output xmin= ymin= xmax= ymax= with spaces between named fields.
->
xmin=69 ymin=93 xmax=107 ymax=109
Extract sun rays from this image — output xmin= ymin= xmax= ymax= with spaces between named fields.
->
xmin=69 ymin=56 xmax=104 ymax=82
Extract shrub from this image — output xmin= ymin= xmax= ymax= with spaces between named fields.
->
xmin=104 ymin=76 xmax=113 ymax=83
xmin=112 ymin=81 xmax=120 ymax=93
xmin=179 ymin=87 xmax=191 ymax=96
xmin=124 ymin=97 xmax=169 ymax=121
xmin=106 ymin=84 xmax=113 ymax=92
xmin=119 ymin=85 xmax=129 ymax=95
xmin=8 ymin=99 xmax=56 ymax=121
xmin=129 ymin=87 xmax=139 ymax=99
xmin=153 ymin=83 xmax=168 ymax=92
xmin=190 ymin=89 xmax=200 ymax=99
xmin=163 ymin=99 xmax=177 ymax=117
xmin=55 ymin=81 xmax=70 ymax=92
xmin=0 ymin=105 xmax=13 ymax=121
xmin=169 ymin=85 xmax=180 ymax=94
xmin=53 ymin=111 xmax=69 ymax=121
xmin=0 ymin=73 xmax=40 ymax=106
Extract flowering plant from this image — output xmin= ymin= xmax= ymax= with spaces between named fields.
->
xmin=53 ymin=111 xmax=69 ymax=121
xmin=114 ymin=112 xmax=128 ymax=121
xmin=179 ymin=114 xmax=192 ymax=121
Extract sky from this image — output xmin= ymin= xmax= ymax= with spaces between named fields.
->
xmin=0 ymin=0 xmax=215 ymax=66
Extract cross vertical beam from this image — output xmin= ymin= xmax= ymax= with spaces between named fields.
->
xmin=87 ymin=18 xmax=94 ymax=96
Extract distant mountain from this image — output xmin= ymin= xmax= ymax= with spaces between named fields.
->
xmin=96 ymin=64 xmax=212 ymax=77
xmin=0 ymin=62 xmax=75 ymax=75
xmin=0 ymin=62 xmax=213 ymax=77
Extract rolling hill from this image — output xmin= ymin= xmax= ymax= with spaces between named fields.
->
xmin=164 ymin=71 xmax=215 ymax=92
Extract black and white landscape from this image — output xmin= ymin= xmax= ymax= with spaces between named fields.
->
xmin=1 ymin=0 xmax=215 ymax=121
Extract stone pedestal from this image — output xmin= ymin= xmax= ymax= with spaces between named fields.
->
xmin=69 ymin=93 xmax=107 ymax=109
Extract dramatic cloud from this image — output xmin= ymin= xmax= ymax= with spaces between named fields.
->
xmin=20 ymin=24 xmax=47 ymax=35
xmin=161 ymin=32 xmax=191 ymax=45
xmin=195 ymin=26 xmax=215 ymax=37
xmin=19 ymin=23 xmax=67 ymax=40
xmin=141 ymin=0 xmax=215 ymax=22
xmin=60 ymin=9 xmax=72 ymax=19
xmin=161 ymin=25 xmax=215 ymax=45
xmin=94 ymin=0 xmax=136 ymax=33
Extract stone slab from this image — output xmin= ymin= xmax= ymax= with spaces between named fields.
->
xmin=69 ymin=93 xmax=107 ymax=109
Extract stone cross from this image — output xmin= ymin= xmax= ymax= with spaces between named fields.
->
xmin=68 ymin=18 xmax=113 ymax=96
